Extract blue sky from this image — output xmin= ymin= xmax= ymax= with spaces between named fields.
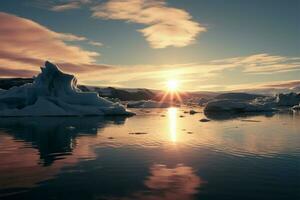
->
xmin=0 ymin=0 xmax=299 ymax=91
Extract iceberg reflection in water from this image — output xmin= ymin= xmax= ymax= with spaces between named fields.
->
xmin=0 ymin=108 xmax=299 ymax=200
xmin=0 ymin=116 xmax=127 ymax=166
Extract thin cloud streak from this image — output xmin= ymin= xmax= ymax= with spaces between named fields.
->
xmin=262 ymin=80 xmax=300 ymax=89
xmin=50 ymin=2 xmax=81 ymax=11
xmin=225 ymin=80 xmax=300 ymax=92
xmin=213 ymin=54 xmax=300 ymax=74
xmin=79 ymin=54 xmax=300 ymax=90
xmin=49 ymin=0 xmax=91 ymax=11
xmin=0 ymin=67 xmax=38 ymax=78
xmin=88 ymin=41 xmax=103 ymax=47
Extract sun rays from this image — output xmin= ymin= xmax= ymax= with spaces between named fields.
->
xmin=158 ymin=79 xmax=183 ymax=105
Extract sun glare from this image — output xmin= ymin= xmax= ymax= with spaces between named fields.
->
xmin=167 ymin=80 xmax=178 ymax=91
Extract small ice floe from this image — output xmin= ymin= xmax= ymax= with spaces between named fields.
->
xmin=128 ymin=132 xmax=148 ymax=135
xmin=127 ymin=100 xmax=170 ymax=108
xmin=0 ymin=61 xmax=134 ymax=116
xmin=66 ymin=126 xmax=76 ymax=130
xmin=189 ymin=110 xmax=199 ymax=115
xmin=199 ymin=118 xmax=210 ymax=122
xmin=292 ymin=104 xmax=300 ymax=111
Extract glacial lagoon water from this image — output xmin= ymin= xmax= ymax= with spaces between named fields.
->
xmin=0 ymin=107 xmax=299 ymax=200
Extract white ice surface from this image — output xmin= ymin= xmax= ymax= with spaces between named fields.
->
xmin=0 ymin=61 xmax=133 ymax=116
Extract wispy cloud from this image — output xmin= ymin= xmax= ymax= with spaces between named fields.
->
xmin=88 ymin=41 xmax=103 ymax=47
xmin=0 ymin=12 xmax=110 ymax=78
xmin=213 ymin=54 xmax=300 ymax=74
xmin=262 ymin=80 xmax=300 ymax=89
xmin=0 ymin=11 xmax=298 ymax=91
xmin=50 ymin=2 xmax=81 ymax=11
xmin=80 ymin=53 xmax=300 ymax=90
xmin=223 ymin=80 xmax=300 ymax=93
xmin=91 ymin=0 xmax=206 ymax=48
xmin=49 ymin=0 xmax=91 ymax=11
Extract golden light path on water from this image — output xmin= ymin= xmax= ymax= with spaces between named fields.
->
xmin=168 ymin=107 xmax=177 ymax=143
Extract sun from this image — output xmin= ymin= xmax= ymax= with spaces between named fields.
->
xmin=167 ymin=79 xmax=179 ymax=91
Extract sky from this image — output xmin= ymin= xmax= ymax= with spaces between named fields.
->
xmin=0 ymin=0 xmax=299 ymax=91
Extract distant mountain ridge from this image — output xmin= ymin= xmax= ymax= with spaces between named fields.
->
xmin=2 ymin=78 xmax=299 ymax=101
xmin=0 ymin=78 xmax=217 ymax=101
xmin=0 ymin=78 xmax=33 ymax=90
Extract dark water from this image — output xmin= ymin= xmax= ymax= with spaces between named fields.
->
xmin=0 ymin=108 xmax=299 ymax=200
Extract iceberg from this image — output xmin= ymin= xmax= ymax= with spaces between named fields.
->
xmin=0 ymin=61 xmax=134 ymax=116
xmin=204 ymin=99 xmax=276 ymax=113
xmin=275 ymin=93 xmax=300 ymax=106
xmin=204 ymin=92 xmax=300 ymax=114
xmin=214 ymin=93 xmax=264 ymax=101
xmin=292 ymin=104 xmax=300 ymax=111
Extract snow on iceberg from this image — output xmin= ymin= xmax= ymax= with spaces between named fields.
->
xmin=0 ymin=61 xmax=134 ymax=116
xmin=127 ymin=100 xmax=170 ymax=108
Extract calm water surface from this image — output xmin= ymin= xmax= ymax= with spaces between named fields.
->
xmin=0 ymin=107 xmax=299 ymax=200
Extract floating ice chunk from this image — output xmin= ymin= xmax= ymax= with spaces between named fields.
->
xmin=189 ymin=110 xmax=199 ymax=115
xmin=292 ymin=104 xmax=300 ymax=111
xmin=199 ymin=118 xmax=210 ymax=122
xmin=0 ymin=61 xmax=134 ymax=116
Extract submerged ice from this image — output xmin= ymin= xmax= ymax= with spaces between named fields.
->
xmin=0 ymin=61 xmax=133 ymax=116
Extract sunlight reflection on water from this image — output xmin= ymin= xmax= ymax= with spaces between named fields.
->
xmin=0 ymin=108 xmax=299 ymax=199
xmin=168 ymin=107 xmax=177 ymax=143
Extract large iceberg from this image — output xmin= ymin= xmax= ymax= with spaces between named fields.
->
xmin=204 ymin=92 xmax=300 ymax=113
xmin=0 ymin=61 xmax=134 ymax=116
xmin=275 ymin=93 xmax=300 ymax=106
xmin=204 ymin=99 xmax=276 ymax=113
